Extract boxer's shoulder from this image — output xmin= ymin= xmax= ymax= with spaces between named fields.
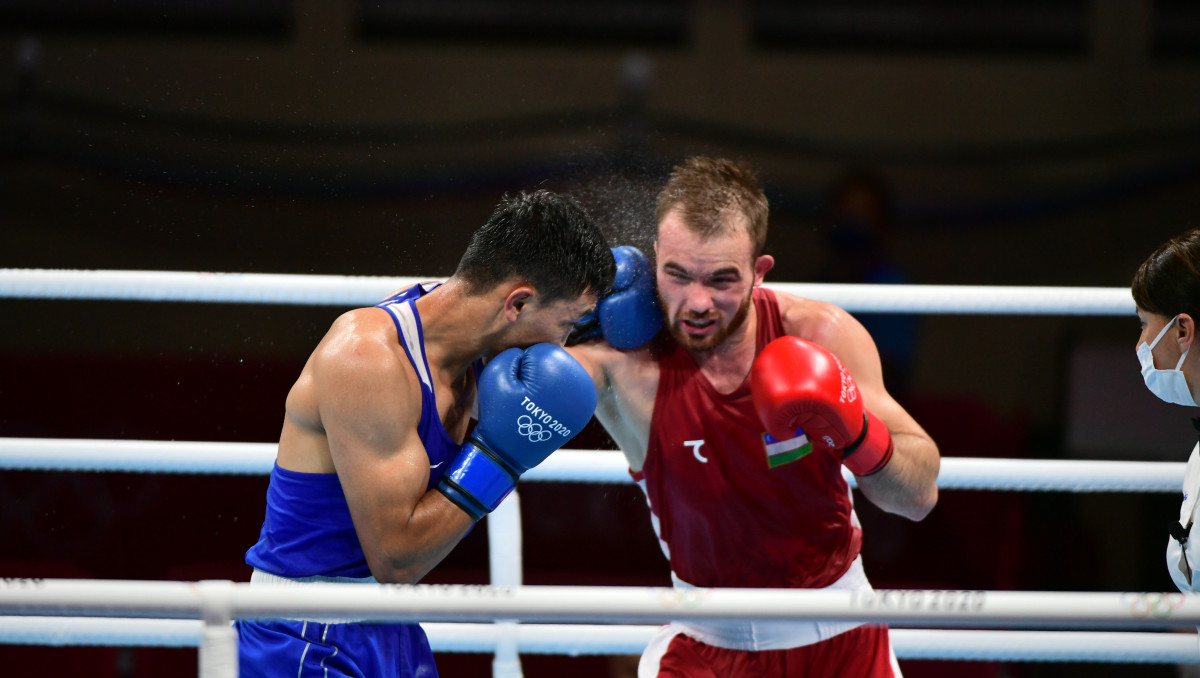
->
xmin=319 ymin=308 xmax=410 ymax=361
xmin=308 ymin=308 xmax=422 ymax=409
xmin=774 ymin=292 xmax=852 ymax=346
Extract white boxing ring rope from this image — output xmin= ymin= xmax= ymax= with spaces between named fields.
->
xmin=5 ymin=579 xmax=1197 ymax=628
xmin=1 ymin=269 xmax=1184 ymax=673
xmin=0 ymin=268 xmax=1135 ymax=315
xmin=4 ymin=617 xmax=1198 ymax=665
xmin=0 ymin=573 xmax=1195 ymax=633
xmin=1 ymin=580 xmax=1199 ymax=651
xmin=0 ymin=438 xmax=1189 ymax=493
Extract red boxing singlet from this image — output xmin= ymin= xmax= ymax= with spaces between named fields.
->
xmin=636 ymin=287 xmax=862 ymax=590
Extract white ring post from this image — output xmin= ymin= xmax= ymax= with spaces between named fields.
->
xmin=196 ymin=580 xmax=237 ymax=678
xmin=489 ymin=491 xmax=524 ymax=678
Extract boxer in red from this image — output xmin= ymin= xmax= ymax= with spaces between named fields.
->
xmin=567 ymin=157 xmax=940 ymax=677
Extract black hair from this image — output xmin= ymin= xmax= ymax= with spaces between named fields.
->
xmin=1132 ymin=228 xmax=1200 ymax=321
xmin=455 ymin=189 xmax=614 ymax=303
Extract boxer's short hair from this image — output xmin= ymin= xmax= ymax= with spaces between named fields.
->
xmin=655 ymin=156 xmax=769 ymax=257
xmin=456 ymin=189 xmax=614 ymax=302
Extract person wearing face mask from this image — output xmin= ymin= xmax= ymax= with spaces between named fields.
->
xmin=1132 ymin=228 xmax=1200 ymax=593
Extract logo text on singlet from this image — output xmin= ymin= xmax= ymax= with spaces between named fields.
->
xmin=762 ymin=428 xmax=812 ymax=468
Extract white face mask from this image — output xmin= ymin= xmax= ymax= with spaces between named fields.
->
xmin=1138 ymin=315 xmax=1197 ymax=407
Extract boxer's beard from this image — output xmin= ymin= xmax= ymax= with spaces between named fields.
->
xmin=667 ymin=288 xmax=754 ymax=352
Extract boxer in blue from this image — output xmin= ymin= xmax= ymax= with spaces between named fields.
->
xmin=236 ymin=190 xmax=615 ymax=677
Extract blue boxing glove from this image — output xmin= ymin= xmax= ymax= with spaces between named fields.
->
xmin=567 ymin=245 xmax=662 ymax=350
xmin=436 ymin=343 xmax=597 ymax=521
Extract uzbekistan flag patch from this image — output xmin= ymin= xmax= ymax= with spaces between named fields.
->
xmin=763 ymin=428 xmax=812 ymax=468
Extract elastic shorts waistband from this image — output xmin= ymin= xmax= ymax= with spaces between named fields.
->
xmin=249 ymin=568 xmax=380 ymax=623
xmin=669 ymin=555 xmax=870 ymax=651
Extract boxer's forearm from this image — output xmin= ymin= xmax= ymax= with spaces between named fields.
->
xmin=855 ymin=430 xmax=939 ymax=521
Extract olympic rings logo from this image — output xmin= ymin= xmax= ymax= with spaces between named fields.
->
xmin=1121 ymin=592 xmax=1186 ymax=618
xmin=517 ymin=415 xmax=552 ymax=443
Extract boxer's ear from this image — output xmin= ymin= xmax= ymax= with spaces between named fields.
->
xmin=504 ymin=286 xmax=535 ymax=322
xmin=753 ymin=254 xmax=774 ymax=286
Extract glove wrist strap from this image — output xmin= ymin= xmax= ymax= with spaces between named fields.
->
xmin=435 ymin=439 xmax=519 ymax=521
xmin=840 ymin=410 xmax=894 ymax=476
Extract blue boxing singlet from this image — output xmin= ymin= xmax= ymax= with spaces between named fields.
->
xmin=237 ymin=282 xmax=478 ymax=678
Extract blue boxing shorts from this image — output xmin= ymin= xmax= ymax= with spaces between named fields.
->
xmin=235 ymin=618 xmax=438 ymax=678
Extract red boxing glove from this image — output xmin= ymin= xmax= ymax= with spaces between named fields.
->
xmin=750 ymin=336 xmax=894 ymax=476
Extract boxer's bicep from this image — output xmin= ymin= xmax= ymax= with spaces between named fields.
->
xmin=315 ymin=336 xmax=440 ymax=577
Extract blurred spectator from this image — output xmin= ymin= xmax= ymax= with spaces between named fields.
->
xmin=818 ymin=168 xmax=919 ymax=396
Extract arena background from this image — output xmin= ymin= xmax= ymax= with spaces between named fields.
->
xmin=2 ymin=1 xmax=1200 ymax=676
